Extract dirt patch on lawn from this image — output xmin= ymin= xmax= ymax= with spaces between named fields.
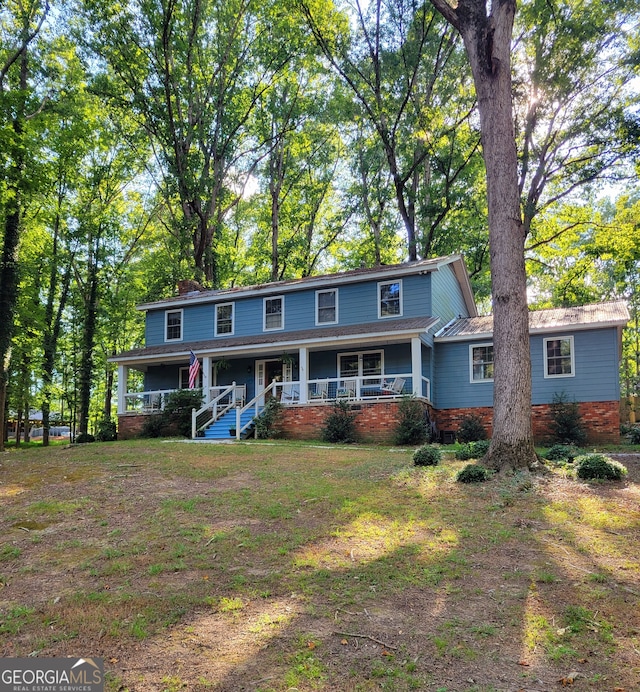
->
xmin=0 ymin=443 xmax=638 ymax=691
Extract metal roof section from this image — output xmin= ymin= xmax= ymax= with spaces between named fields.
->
xmin=112 ymin=316 xmax=441 ymax=366
xmin=136 ymin=254 xmax=477 ymax=317
xmin=435 ymin=301 xmax=630 ymax=341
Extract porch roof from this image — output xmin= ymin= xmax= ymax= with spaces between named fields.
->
xmin=434 ymin=300 xmax=629 ymax=341
xmin=111 ymin=316 xmax=441 ymax=365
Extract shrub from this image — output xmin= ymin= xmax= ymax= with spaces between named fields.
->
xmin=549 ymin=392 xmax=586 ymax=445
xmin=140 ymin=413 xmax=167 ymax=438
xmin=138 ymin=389 xmax=203 ymax=438
xmin=413 ymin=444 xmax=441 ymax=466
xmin=394 ymin=396 xmax=428 ymax=445
xmin=575 ymin=453 xmax=627 ymax=481
xmin=627 ymin=425 xmax=640 ymax=445
xmin=255 ymin=398 xmax=283 ymax=439
xmin=96 ymin=419 xmax=117 ymax=442
xmin=75 ymin=432 xmax=95 ymax=444
xmin=456 ymin=464 xmax=491 ymax=483
xmin=455 ymin=439 xmax=491 ymax=460
xmin=544 ymin=444 xmax=580 ymax=462
xmin=322 ymin=400 xmax=358 ymax=443
xmin=457 ymin=414 xmax=487 ymax=443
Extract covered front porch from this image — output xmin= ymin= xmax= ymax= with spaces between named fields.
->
xmin=113 ymin=318 xmax=437 ymax=439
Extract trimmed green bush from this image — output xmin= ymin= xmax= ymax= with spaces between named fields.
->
xmin=96 ymin=419 xmax=117 ymax=442
xmin=413 ymin=444 xmax=441 ymax=466
xmin=255 ymin=398 xmax=283 ymax=439
xmin=75 ymin=432 xmax=95 ymax=444
xmin=455 ymin=439 xmax=490 ymax=460
xmin=544 ymin=444 xmax=580 ymax=462
xmin=456 ymin=463 xmax=491 ymax=483
xmin=627 ymin=426 xmax=640 ymax=445
xmin=322 ymin=400 xmax=358 ymax=443
xmin=550 ymin=392 xmax=586 ymax=445
xmin=575 ymin=454 xmax=627 ymax=481
xmin=394 ymin=396 xmax=428 ymax=445
xmin=457 ymin=414 xmax=487 ymax=443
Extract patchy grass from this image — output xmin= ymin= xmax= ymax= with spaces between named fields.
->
xmin=0 ymin=439 xmax=638 ymax=691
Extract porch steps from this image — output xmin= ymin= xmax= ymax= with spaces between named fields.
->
xmin=201 ymin=408 xmax=260 ymax=440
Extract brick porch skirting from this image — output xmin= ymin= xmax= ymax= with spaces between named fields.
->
xmin=435 ymin=400 xmax=621 ymax=445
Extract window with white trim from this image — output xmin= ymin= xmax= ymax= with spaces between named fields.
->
xmin=378 ymin=280 xmax=402 ymax=318
xmin=338 ymin=350 xmax=383 ymax=378
xmin=215 ymin=302 xmax=234 ymax=336
xmin=316 ymin=289 xmax=338 ymax=325
xmin=179 ymin=366 xmax=202 ymax=389
xmin=165 ymin=309 xmax=183 ymax=341
xmin=470 ymin=343 xmax=494 ymax=382
xmin=544 ymin=336 xmax=574 ymax=377
xmin=264 ymin=296 xmax=284 ymax=331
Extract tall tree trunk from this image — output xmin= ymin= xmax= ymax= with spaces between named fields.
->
xmin=78 ymin=239 xmax=100 ymax=437
xmin=431 ymin=0 xmax=536 ymax=470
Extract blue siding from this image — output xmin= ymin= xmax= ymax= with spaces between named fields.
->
xmin=435 ymin=327 xmax=621 ymax=409
xmin=145 ymin=273 xmax=433 ymax=345
xmin=431 ymin=264 xmax=470 ymax=324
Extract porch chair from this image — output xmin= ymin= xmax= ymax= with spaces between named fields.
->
xmin=381 ymin=377 xmax=405 ymax=395
xmin=310 ymin=381 xmax=329 ymax=400
xmin=281 ymin=384 xmax=300 ymax=403
xmin=337 ymin=378 xmax=357 ymax=398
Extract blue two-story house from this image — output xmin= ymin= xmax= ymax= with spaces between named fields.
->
xmin=112 ymin=254 xmax=628 ymax=443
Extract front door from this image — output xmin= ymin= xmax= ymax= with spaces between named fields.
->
xmin=255 ymin=359 xmax=292 ymax=403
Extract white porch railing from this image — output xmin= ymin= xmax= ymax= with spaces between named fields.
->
xmin=271 ymin=374 xmax=430 ymax=403
xmin=191 ymin=383 xmax=246 ymax=437
xmin=123 ymin=389 xmax=178 ymax=412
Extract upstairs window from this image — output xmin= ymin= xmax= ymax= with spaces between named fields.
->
xmin=544 ymin=336 xmax=574 ymax=377
xmin=378 ymin=280 xmax=402 ymax=318
xmin=264 ymin=296 xmax=284 ymax=331
xmin=470 ymin=343 xmax=494 ymax=382
xmin=215 ymin=303 xmax=234 ymax=336
xmin=316 ymin=289 xmax=338 ymax=325
xmin=165 ymin=309 xmax=183 ymax=341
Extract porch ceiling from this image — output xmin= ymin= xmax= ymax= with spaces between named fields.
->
xmin=111 ymin=316 xmax=440 ymax=365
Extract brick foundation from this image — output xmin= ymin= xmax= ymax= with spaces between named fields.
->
xmin=117 ymin=412 xmax=159 ymax=440
xmin=280 ymin=401 xmax=431 ymax=443
xmin=435 ymin=400 xmax=620 ymax=445
xmin=118 ymin=399 xmax=620 ymax=445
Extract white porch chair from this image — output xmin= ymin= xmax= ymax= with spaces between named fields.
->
xmin=381 ymin=377 xmax=405 ymax=395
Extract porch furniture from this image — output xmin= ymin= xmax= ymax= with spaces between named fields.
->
xmin=281 ymin=384 xmax=300 ymax=403
xmin=381 ymin=377 xmax=405 ymax=395
xmin=310 ymin=381 xmax=329 ymax=400
xmin=337 ymin=379 xmax=357 ymax=398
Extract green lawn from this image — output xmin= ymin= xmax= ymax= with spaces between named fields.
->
xmin=0 ymin=439 xmax=638 ymax=691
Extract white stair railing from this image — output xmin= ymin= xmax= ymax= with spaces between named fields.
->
xmin=192 ymin=383 xmax=238 ymax=438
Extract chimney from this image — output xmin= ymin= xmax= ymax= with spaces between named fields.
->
xmin=177 ymin=279 xmax=204 ymax=295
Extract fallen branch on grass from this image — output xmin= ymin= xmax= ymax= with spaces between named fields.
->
xmin=332 ymin=631 xmax=397 ymax=650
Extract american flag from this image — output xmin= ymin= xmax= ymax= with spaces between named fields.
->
xmin=188 ymin=351 xmax=200 ymax=389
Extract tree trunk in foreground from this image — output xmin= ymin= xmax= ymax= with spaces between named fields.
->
xmin=431 ymin=0 xmax=537 ymax=470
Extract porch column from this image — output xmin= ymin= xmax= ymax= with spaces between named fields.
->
xmin=299 ymin=347 xmax=308 ymax=403
xmin=202 ymin=356 xmax=211 ymax=401
xmin=117 ymin=364 xmax=128 ymax=415
xmin=411 ymin=337 xmax=422 ymax=397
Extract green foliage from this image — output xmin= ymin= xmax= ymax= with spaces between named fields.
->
xmin=75 ymin=433 xmax=96 ymax=444
xmin=96 ymin=419 xmax=117 ymax=442
xmin=394 ymin=396 xmax=428 ymax=445
xmin=321 ymin=400 xmax=357 ymax=443
xmin=549 ymin=393 xmax=587 ymax=445
xmin=544 ymin=444 xmax=580 ymax=462
xmin=255 ymin=398 xmax=283 ymax=439
xmin=413 ymin=445 xmax=441 ymax=467
xmin=455 ymin=439 xmax=490 ymax=460
xmin=139 ymin=389 xmax=203 ymax=438
xmin=575 ymin=454 xmax=627 ymax=481
xmin=456 ymin=414 xmax=487 ymax=443
xmin=627 ymin=426 xmax=640 ymax=445
xmin=456 ymin=464 xmax=492 ymax=484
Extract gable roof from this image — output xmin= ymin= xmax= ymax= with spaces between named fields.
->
xmin=136 ymin=254 xmax=478 ymax=318
xmin=434 ymin=301 xmax=629 ymax=341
